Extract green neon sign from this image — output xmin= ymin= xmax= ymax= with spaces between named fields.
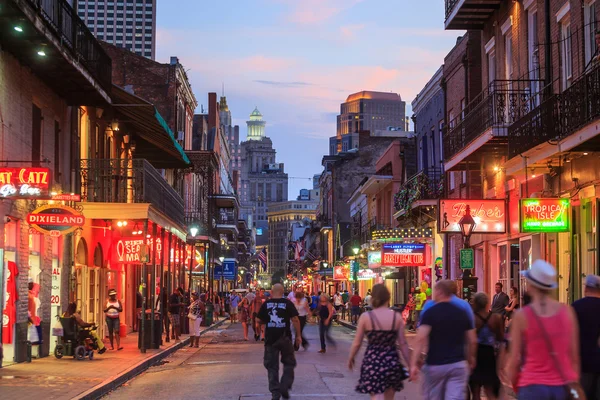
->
xmin=520 ymin=198 xmax=570 ymax=233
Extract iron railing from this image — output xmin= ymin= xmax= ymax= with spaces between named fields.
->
xmin=216 ymin=208 xmax=237 ymax=226
xmin=185 ymin=212 xmax=211 ymax=237
xmin=444 ymin=79 xmax=544 ymax=160
xmin=509 ymin=66 xmax=600 ymax=157
xmin=445 ymin=0 xmax=460 ymax=20
xmin=394 ymin=168 xmax=443 ymax=215
xmin=80 ymin=159 xmax=185 ymax=226
xmin=24 ymin=0 xmax=112 ymax=91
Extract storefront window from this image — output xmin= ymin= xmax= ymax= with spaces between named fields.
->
xmin=498 ymin=244 xmax=508 ymax=291
xmin=2 ymin=221 xmax=17 ymax=365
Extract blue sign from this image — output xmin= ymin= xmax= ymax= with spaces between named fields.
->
xmin=215 ymin=260 xmax=237 ymax=280
xmin=256 ymin=228 xmax=263 ymax=235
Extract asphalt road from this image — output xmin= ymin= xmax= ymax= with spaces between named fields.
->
xmin=104 ymin=320 xmax=421 ymax=400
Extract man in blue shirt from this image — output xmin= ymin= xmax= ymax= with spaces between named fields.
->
xmin=229 ymin=290 xmax=241 ymax=323
xmin=419 ymin=281 xmax=474 ymax=325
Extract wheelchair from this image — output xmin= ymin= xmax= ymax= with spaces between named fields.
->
xmin=54 ymin=317 xmax=99 ymax=361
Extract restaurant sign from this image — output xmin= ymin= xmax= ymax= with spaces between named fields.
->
xmin=114 ymin=237 xmax=163 ymax=264
xmin=27 ymin=205 xmax=84 ymax=236
xmin=381 ymin=243 xmax=427 ymax=267
xmin=0 ymin=167 xmax=51 ymax=199
xmin=357 ymin=268 xmax=377 ymax=280
xmin=333 ymin=264 xmax=350 ymax=281
xmin=520 ymin=198 xmax=570 ymax=233
xmin=438 ymin=199 xmax=506 ymax=233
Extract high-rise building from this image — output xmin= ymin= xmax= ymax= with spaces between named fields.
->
xmin=239 ymin=108 xmax=288 ymax=248
xmin=76 ymin=0 xmax=157 ymax=60
xmin=220 ymin=95 xmax=241 ymax=194
xmin=330 ymin=91 xmax=406 ymax=154
xmin=267 ymin=195 xmax=318 ymax=275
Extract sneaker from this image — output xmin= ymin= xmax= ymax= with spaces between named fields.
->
xmin=98 ymin=348 xmax=107 ymax=354
xmin=281 ymin=387 xmax=290 ymax=399
xmin=318 ymin=349 xmax=326 ymax=353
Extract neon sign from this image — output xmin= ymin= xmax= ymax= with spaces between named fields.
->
xmin=333 ymin=264 xmax=350 ymax=281
xmin=520 ymin=198 xmax=570 ymax=233
xmin=438 ymin=199 xmax=506 ymax=233
xmin=381 ymin=243 xmax=427 ymax=267
xmin=0 ymin=167 xmax=51 ymax=199
xmin=357 ymin=269 xmax=377 ymax=280
xmin=27 ymin=205 xmax=84 ymax=236
xmin=114 ymin=237 xmax=163 ymax=264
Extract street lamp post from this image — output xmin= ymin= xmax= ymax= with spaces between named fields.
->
xmin=352 ymin=247 xmax=359 ymax=293
xmin=189 ymin=226 xmax=198 ymax=295
xmin=322 ymin=261 xmax=329 ymax=295
xmin=458 ymin=204 xmax=476 ymax=278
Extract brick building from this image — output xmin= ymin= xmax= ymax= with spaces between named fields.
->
xmin=443 ymin=0 xmax=600 ymax=301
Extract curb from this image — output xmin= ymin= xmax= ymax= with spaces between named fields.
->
xmin=337 ymin=319 xmax=357 ymax=330
xmin=75 ymin=319 xmax=227 ymax=400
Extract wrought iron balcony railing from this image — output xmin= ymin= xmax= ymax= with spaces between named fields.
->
xmin=394 ymin=168 xmax=443 ymax=215
xmin=80 ymin=159 xmax=185 ymax=226
xmin=216 ymin=208 xmax=237 ymax=226
xmin=444 ymin=79 xmax=544 ymax=160
xmin=509 ymin=66 xmax=600 ymax=158
xmin=24 ymin=0 xmax=112 ymax=91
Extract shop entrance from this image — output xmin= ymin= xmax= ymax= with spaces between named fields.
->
xmin=75 ymin=239 xmax=105 ymax=337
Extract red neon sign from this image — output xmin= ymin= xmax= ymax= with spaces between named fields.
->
xmin=381 ymin=243 xmax=427 ymax=267
xmin=0 ymin=167 xmax=51 ymax=199
xmin=438 ymin=199 xmax=506 ymax=233
xmin=114 ymin=237 xmax=163 ymax=264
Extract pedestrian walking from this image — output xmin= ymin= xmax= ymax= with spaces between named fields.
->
xmin=252 ymin=288 xmax=267 ymax=341
xmin=168 ymin=287 xmax=183 ymax=341
xmin=317 ymin=294 xmax=336 ymax=353
xmin=188 ymin=292 xmax=204 ymax=348
xmin=104 ymin=289 xmax=124 ymax=350
xmin=490 ymin=282 xmax=509 ymax=318
xmin=292 ymin=291 xmax=310 ymax=349
xmin=504 ymin=286 xmax=520 ymax=330
xmin=341 ymin=289 xmax=349 ymax=320
xmin=213 ymin=292 xmax=221 ymax=321
xmin=419 ymin=280 xmax=474 ymax=326
xmin=410 ymin=280 xmax=477 ymax=400
xmin=364 ymin=289 xmax=373 ymax=311
xmin=257 ymin=284 xmax=302 ymax=400
xmin=310 ymin=292 xmax=320 ymax=322
xmin=506 ymin=260 xmax=582 ymax=400
xmin=572 ymin=274 xmax=600 ymax=400
xmin=333 ymin=291 xmax=343 ymax=313
xmin=239 ymin=297 xmax=251 ymax=341
xmin=412 ymin=287 xmax=426 ymax=331
xmin=230 ymin=290 xmax=241 ymax=323
xmin=350 ymin=291 xmax=362 ymax=325
xmin=469 ymin=292 xmax=504 ymax=400
xmin=348 ymin=284 xmax=411 ymax=400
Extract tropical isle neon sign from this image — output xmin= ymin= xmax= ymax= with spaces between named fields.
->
xmin=520 ymin=198 xmax=570 ymax=233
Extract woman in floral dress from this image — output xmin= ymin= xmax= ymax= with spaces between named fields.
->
xmin=238 ymin=297 xmax=250 ymax=341
xmin=348 ymin=284 xmax=411 ymax=400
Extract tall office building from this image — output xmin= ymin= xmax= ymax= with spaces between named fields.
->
xmin=220 ymin=95 xmax=241 ymax=194
xmin=239 ymin=108 xmax=288 ymax=248
xmin=330 ymin=91 xmax=406 ymax=154
xmin=76 ymin=0 xmax=156 ymax=60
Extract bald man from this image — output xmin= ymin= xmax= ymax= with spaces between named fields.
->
xmin=257 ymin=284 xmax=302 ymax=400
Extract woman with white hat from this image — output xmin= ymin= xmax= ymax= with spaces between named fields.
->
xmin=104 ymin=288 xmax=123 ymax=350
xmin=506 ymin=260 xmax=581 ymax=399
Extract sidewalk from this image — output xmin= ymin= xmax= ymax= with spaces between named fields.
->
xmin=0 ymin=318 xmax=227 ymax=400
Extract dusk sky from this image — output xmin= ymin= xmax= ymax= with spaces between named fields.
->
xmin=156 ymin=0 xmax=463 ymax=197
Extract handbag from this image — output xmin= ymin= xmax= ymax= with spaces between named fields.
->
xmin=52 ymin=318 xmax=64 ymax=337
xmin=531 ymin=308 xmax=586 ymax=400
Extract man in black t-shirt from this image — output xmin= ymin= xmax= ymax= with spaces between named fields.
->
xmin=572 ymin=274 xmax=600 ymax=400
xmin=410 ymin=280 xmax=476 ymax=400
xmin=257 ymin=284 xmax=302 ymax=400
xmin=168 ymin=287 xmax=184 ymax=341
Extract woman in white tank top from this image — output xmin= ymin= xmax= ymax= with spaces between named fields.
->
xmin=104 ymin=289 xmax=123 ymax=350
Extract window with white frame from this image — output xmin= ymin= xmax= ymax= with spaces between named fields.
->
xmin=485 ymin=37 xmax=496 ymax=90
xmin=561 ymin=20 xmax=573 ymax=89
xmin=449 ymin=171 xmax=456 ymax=191
xmin=584 ymin=0 xmax=597 ymax=67
xmin=527 ymin=5 xmax=541 ymax=105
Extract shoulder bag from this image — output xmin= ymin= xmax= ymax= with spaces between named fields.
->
xmin=531 ymin=307 xmax=586 ymax=400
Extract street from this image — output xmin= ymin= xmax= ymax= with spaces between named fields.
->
xmin=104 ymin=321 xmax=421 ymax=400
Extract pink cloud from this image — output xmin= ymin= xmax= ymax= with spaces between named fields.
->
xmin=281 ymin=0 xmax=365 ymax=24
xmin=339 ymin=24 xmax=366 ymax=41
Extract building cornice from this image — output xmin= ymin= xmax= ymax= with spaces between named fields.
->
xmin=411 ymin=66 xmax=443 ymax=115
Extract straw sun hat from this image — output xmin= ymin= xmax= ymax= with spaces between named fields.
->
xmin=520 ymin=259 xmax=558 ymax=290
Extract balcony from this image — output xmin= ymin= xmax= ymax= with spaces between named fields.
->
xmin=0 ymin=0 xmax=111 ymax=104
xmin=508 ymin=66 xmax=600 ymax=160
xmin=444 ymin=79 xmax=543 ymax=170
xmin=445 ymin=0 xmax=502 ymax=30
xmin=393 ymin=168 xmax=443 ymax=217
xmin=215 ymin=208 xmax=238 ymax=234
xmin=80 ymin=159 xmax=184 ymax=226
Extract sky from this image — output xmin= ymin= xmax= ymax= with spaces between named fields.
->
xmin=156 ymin=0 xmax=462 ymax=198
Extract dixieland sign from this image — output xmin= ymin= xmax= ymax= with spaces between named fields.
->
xmin=27 ymin=205 xmax=84 ymax=236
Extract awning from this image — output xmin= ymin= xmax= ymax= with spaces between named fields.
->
xmin=111 ymin=85 xmax=190 ymax=168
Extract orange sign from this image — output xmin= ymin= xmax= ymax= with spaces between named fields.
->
xmin=0 ymin=167 xmax=51 ymax=199
xmin=438 ymin=199 xmax=506 ymax=233
xmin=333 ymin=264 xmax=350 ymax=281
xmin=27 ymin=205 xmax=84 ymax=236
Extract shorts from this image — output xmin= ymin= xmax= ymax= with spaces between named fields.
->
xmin=230 ymin=307 xmax=238 ymax=315
xmin=351 ymin=306 xmax=361 ymax=316
xmin=106 ymin=317 xmax=120 ymax=335
xmin=168 ymin=312 xmax=180 ymax=327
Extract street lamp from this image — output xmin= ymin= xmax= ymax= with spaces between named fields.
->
xmin=219 ymin=256 xmax=225 ymax=263
xmin=352 ymin=247 xmax=359 ymax=256
xmin=189 ymin=226 xmax=199 ymax=237
xmin=458 ymin=204 xmax=476 ymax=278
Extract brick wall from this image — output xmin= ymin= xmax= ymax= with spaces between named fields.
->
xmin=1 ymin=49 xmax=74 ymax=361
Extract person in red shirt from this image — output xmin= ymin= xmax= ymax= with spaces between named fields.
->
xmin=349 ymin=291 xmax=362 ymax=325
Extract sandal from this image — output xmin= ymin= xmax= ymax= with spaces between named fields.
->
xmin=117 ymin=347 xmax=124 ymax=351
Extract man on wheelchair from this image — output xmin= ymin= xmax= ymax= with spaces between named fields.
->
xmin=62 ymin=302 xmax=106 ymax=354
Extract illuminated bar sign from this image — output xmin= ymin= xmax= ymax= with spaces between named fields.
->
xmin=27 ymin=205 xmax=84 ymax=236
xmin=0 ymin=167 xmax=51 ymax=199
xmin=520 ymin=198 xmax=570 ymax=233
xmin=438 ymin=199 xmax=506 ymax=233
xmin=114 ymin=237 xmax=163 ymax=264
xmin=381 ymin=243 xmax=427 ymax=267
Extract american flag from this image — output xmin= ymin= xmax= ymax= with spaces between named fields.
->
xmin=258 ymin=247 xmax=267 ymax=271
xmin=304 ymin=249 xmax=317 ymax=263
